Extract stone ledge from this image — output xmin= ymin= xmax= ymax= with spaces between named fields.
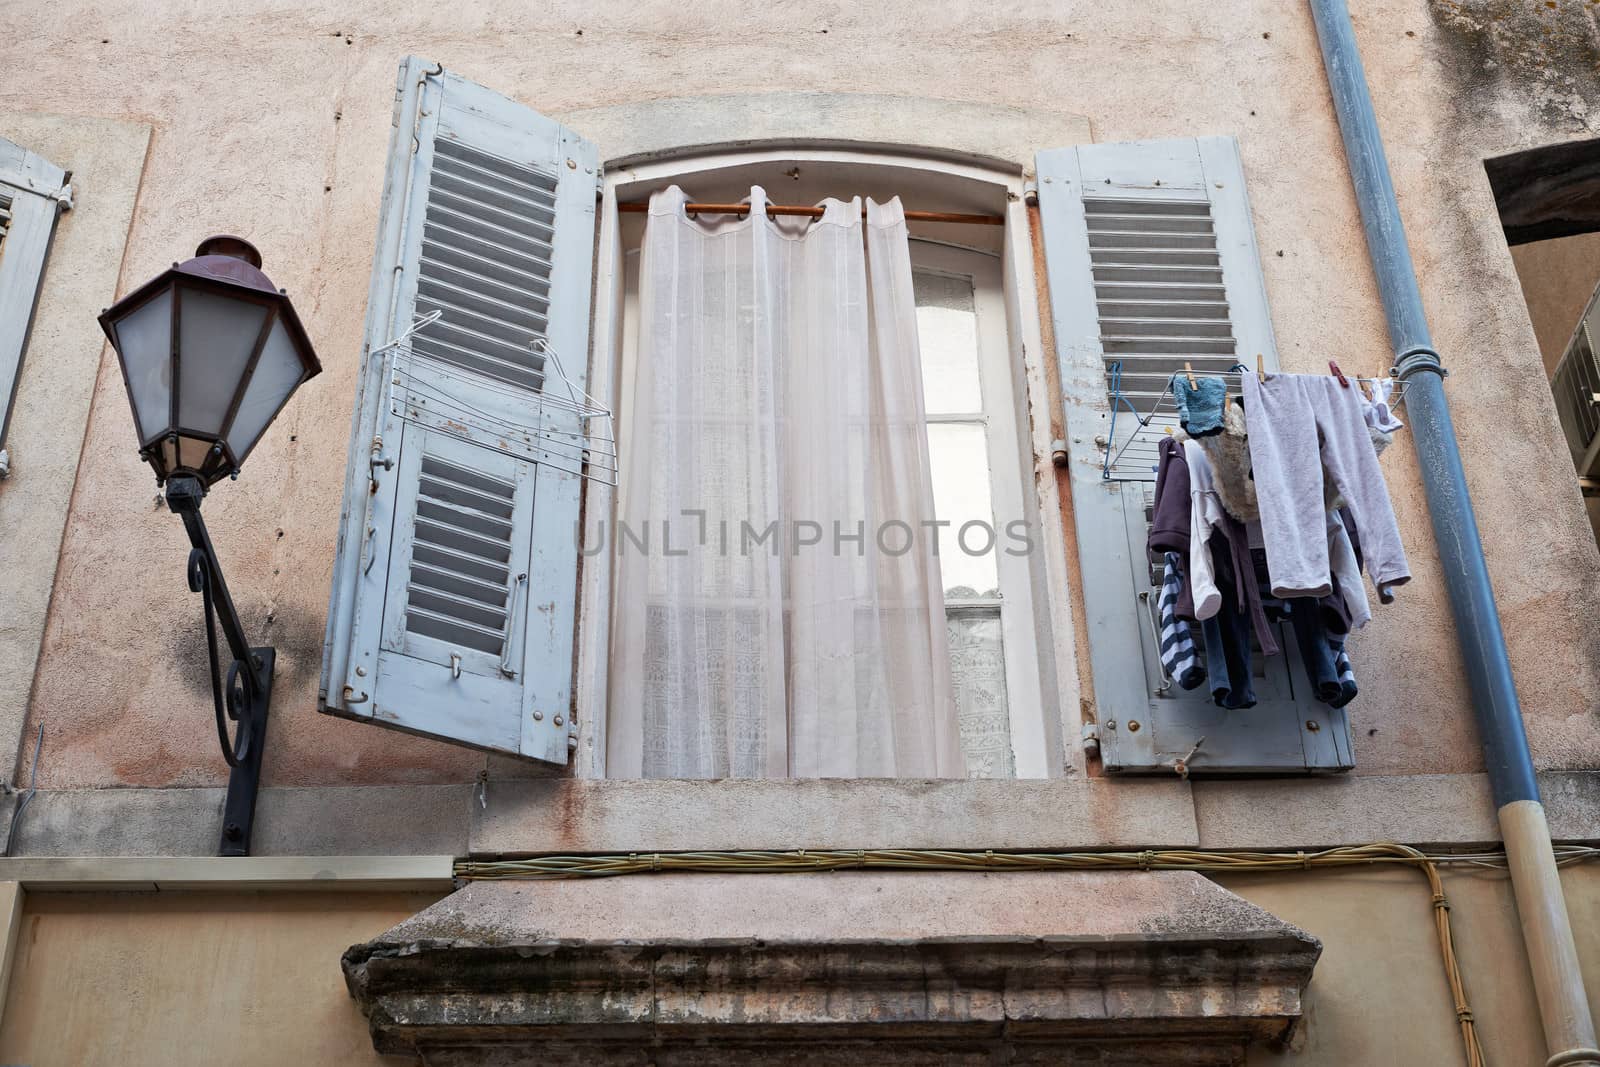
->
xmin=342 ymin=871 xmax=1320 ymax=1066
xmin=14 ymin=770 xmax=1597 ymax=859
xmin=470 ymin=776 xmax=1199 ymax=854
xmin=1192 ymin=770 xmax=1600 ymax=848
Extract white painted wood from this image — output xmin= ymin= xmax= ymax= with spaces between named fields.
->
xmin=573 ymin=185 xmax=625 ymax=779
xmin=911 ymin=241 xmax=1052 ymax=779
xmin=321 ymin=57 xmax=599 ymax=764
xmin=0 ymin=136 xmax=68 ymax=454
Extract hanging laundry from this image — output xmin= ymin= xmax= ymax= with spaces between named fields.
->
xmin=1362 ymin=377 xmax=1405 ymax=434
xmin=1329 ymin=634 xmax=1358 ymax=708
xmin=1368 ymin=425 xmax=1395 ymax=457
xmin=1194 ymin=398 xmax=1259 ymax=522
xmin=1175 ymin=375 xmax=1227 ymax=438
xmin=1288 ymin=598 xmax=1345 ymax=705
xmin=1183 ymin=438 xmax=1228 ymax=621
xmin=1158 ymin=553 xmax=1206 ymax=690
xmin=1241 ymin=372 xmax=1411 ymax=599
xmin=1218 ymin=522 xmax=1280 ymax=656
xmin=1328 ymin=511 xmax=1371 ymax=631
xmin=1149 ymin=436 xmax=1196 ymax=620
xmin=1201 ymin=594 xmax=1256 ymax=709
xmin=1339 ymin=502 xmax=1398 ymax=606
xmin=1182 ymin=440 xmax=1279 ymax=654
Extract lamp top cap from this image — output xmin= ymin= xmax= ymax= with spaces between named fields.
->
xmin=193 ymin=235 xmax=262 ymax=268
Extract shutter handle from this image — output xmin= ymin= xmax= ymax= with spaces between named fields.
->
xmin=449 ymin=653 xmax=462 ymax=680
xmin=368 ymin=435 xmax=393 ymax=492
xmin=499 ymin=573 xmax=528 ymax=678
xmin=1137 ymin=590 xmax=1173 ymax=695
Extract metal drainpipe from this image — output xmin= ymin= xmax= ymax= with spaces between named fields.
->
xmin=1308 ymin=2 xmax=1600 ymax=1063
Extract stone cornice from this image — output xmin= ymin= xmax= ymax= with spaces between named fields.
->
xmin=341 ymin=871 xmax=1320 ymax=1065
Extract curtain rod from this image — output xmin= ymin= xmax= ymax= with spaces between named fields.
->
xmin=617 ymin=202 xmax=1006 ymax=226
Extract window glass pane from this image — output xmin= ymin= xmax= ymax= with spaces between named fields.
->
xmin=914 ymin=271 xmax=982 ymax=415
xmin=926 ymin=422 xmax=999 ymax=598
xmin=948 ymin=608 xmax=1014 ymax=778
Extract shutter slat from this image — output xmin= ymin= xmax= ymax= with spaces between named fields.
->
xmin=1099 ymin=317 xmax=1235 ymax=338
xmin=415 ymin=273 xmax=549 ymax=338
xmin=1084 ymin=193 xmax=1238 ymax=417
xmin=435 ymin=137 xmax=559 ymax=199
xmin=1094 ymin=249 xmax=1222 ymax=267
xmin=422 ymin=224 xmax=554 ymax=286
xmin=413 ymin=136 xmax=561 ymax=389
xmin=407 ymin=582 xmax=510 ymax=634
xmin=409 ymin=330 xmax=545 ymax=393
xmin=410 ymin=560 xmax=511 ymax=606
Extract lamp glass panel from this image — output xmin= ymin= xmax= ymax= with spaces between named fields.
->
xmin=176 ymin=287 xmax=269 ymax=435
xmin=113 ymin=288 xmax=174 ymax=442
xmin=225 ymin=318 xmax=304 ymax=461
xmin=177 ymin=435 xmax=214 ymax=472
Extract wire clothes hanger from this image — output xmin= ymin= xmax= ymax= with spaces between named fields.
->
xmin=379 ymin=311 xmax=619 ymax=486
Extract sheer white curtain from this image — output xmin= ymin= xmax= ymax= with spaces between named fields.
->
xmin=608 ymin=185 xmax=965 ymax=779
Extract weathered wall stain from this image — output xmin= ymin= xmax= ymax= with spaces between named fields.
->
xmin=1430 ymin=0 xmax=1600 ymax=128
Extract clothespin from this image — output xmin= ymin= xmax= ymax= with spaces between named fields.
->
xmin=1358 ymin=378 xmax=1373 ymax=401
xmin=1256 ymin=354 xmax=1267 ymax=384
xmin=1329 ymin=360 xmax=1350 ymax=388
xmin=1183 ymin=361 xmax=1198 ymax=389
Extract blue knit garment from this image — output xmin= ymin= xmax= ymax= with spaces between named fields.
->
xmin=1175 ymin=375 xmax=1227 ymax=438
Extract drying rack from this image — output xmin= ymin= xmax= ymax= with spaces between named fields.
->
xmin=1103 ymin=360 xmax=1407 ymax=481
xmin=375 ymin=310 xmax=618 ymax=487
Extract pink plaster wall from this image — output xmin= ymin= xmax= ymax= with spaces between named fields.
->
xmin=4 ymin=0 xmax=1598 ymax=789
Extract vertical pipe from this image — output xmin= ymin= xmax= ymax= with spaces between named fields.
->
xmin=1308 ymin=2 xmax=1600 ymax=1064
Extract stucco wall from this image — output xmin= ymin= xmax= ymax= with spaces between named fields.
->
xmin=1510 ymin=232 xmax=1600 ymax=377
xmin=1 ymin=0 xmax=1597 ymax=798
xmin=0 ymin=890 xmax=438 ymax=1066
xmin=1 ymin=867 xmax=1596 ymax=1065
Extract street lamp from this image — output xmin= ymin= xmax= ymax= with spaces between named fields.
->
xmin=99 ymin=236 xmax=320 ymax=856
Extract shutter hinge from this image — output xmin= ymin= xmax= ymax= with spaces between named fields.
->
xmin=1080 ymin=722 xmax=1100 ymax=756
xmin=0 ymin=173 xmax=72 ymax=208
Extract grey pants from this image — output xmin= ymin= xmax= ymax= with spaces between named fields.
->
xmin=1242 ymin=373 xmax=1411 ymax=598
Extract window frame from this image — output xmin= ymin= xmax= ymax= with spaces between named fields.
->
xmin=911 ymin=240 xmax=1050 ymax=778
xmin=575 ymin=147 xmax=1073 ymax=780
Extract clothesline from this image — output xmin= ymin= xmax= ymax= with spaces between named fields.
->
xmin=616 ymin=201 xmax=1006 ymax=226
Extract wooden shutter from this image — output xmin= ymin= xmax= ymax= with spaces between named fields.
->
xmin=0 ymin=136 xmax=70 ymax=464
xmin=1035 ymin=136 xmax=1354 ymax=775
xmin=320 ymin=57 xmax=598 ymax=764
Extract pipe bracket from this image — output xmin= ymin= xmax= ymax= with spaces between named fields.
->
xmin=1393 ymin=345 xmax=1445 ymax=381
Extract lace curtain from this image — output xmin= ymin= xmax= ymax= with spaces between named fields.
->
xmin=607 ymin=185 xmax=966 ymax=779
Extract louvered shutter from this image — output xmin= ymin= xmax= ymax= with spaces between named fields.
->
xmin=1035 ymin=136 xmax=1355 ymax=775
xmin=0 ymin=136 xmax=70 ymax=465
xmin=320 ymin=58 xmax=598 ymax=764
